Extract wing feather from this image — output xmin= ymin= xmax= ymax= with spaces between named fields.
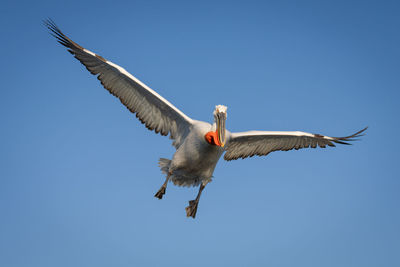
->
xmin=224 ymin=127 xmax=367 ymax=161
xmin=45 ymin=19 xmax=193 ymax=148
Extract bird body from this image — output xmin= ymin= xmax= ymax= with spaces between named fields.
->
xmin=45 ymin=19 xmax=366 ymax=218
xmin=162 ymin=121 xmax=226 ymax=187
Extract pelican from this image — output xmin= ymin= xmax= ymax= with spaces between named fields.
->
xmin=45 ymin=20 xmax=366 ymax=218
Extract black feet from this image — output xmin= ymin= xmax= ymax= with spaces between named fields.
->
xmin=185 ymin=200 xmax=199 ymax=218
xmin=154 ymin=186 xmax=166 ymax=199
xmin=155 ymin=173 xmax=171 ymax=199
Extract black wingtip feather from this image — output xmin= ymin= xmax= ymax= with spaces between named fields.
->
xmin=332 ymin=126 xmax=368 ymax=144
xmin=44 ymin=18 xmax=84 ymax=52
xmin=340 ymin=126 xmax=368 ymax=139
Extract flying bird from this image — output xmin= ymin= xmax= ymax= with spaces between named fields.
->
xmin=45 ymin=19 xmax=367 ymax=218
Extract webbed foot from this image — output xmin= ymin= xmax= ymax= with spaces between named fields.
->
xmin=185 ymin=200 xmax=199 ymax=218
xmin=154 ymin=186 xmax=166 ymax=199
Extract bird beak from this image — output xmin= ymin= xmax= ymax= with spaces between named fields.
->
xmin=216 ymin=112 xmax=226 ymax=147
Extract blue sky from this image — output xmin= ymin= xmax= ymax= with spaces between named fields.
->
xmin=1 ymin=0 xmax=399 ymax=266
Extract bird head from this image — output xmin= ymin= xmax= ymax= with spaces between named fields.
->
xmin=213 ymin=105 xmax=227 ymax=147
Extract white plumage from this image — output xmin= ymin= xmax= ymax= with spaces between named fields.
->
xmin=45 ymin=19 xmax=366 ymax=218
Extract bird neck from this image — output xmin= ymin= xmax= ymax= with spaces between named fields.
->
xmin=205 ymin=131 xmax=222 ymax=146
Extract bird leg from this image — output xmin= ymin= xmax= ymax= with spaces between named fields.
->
xmin=185 ymin=183 xmax=206 ymax=219
xmin=154 ymin=173 xmax=170 ymax=199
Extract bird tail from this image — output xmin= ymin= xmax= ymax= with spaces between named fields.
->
xmin=158 ymin=158 xmax=171 ymax=175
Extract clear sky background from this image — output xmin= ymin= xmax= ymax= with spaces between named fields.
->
xmin=1 ymin=0 xmax=399 ymax=266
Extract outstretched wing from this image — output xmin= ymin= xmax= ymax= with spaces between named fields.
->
xmin=45 ymin=19 xmax=193 ymax=148
xmin=224 ymin=127 xmax=367 ymax=161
